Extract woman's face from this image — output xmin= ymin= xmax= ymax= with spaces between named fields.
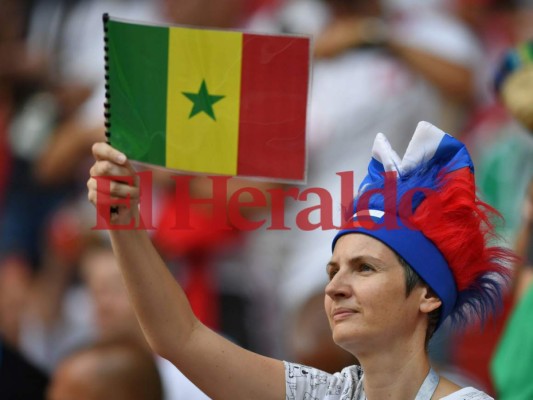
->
xmin=324 ymin=234 xmax=426 ymax=354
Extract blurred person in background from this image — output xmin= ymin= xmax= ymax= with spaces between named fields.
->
xmin=487 ymin=38 xmax=533 ymax=399
xmin=80 ymin=240 xmax=210 ymax=399
xmin=47 ymin=339 xmax=163 ymax=400
xmin=0 ymin=0 xmax=160 ymax=349
xmin=452 ymin=0 xmax=532 ymax=156
xmin=476 ymin=39 xmax=533 ymax=244
xmin=17 ymin=221 xmax=211 ymax=399
xmin=17 ymin=205 xmax=95 ymax=370
xmin=0 ymin=0 xmax=42 ymax=348
xmin=449 ymin=39 xmax=533 ymax=395
xmin=490 ymin=180 xmax=533 ymax=399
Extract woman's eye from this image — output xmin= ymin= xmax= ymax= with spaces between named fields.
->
xmin=360 ymin=263 xmax=374 ymax=272
xmin=327 ymin=269 xmax=338 ymax=280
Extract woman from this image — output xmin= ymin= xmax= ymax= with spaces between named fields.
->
xmin=87 ymin=121 xmax=511 ymax=399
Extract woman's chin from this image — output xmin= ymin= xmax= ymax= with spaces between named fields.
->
xmin=331 ymin=327 xmax=368 ymax=354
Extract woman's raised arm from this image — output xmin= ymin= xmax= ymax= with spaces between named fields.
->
xmin=87 ymin=142 xmax=285 ymax=400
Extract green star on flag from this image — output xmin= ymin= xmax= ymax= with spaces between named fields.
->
xmin=182 ymin=80 xmax=225 ymax=121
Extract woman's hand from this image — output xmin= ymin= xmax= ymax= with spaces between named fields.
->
xmin=87 ymin=142 xmax=140 ymax=227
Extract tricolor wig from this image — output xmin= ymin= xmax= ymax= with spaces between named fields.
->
xmin=332 ymin=121 xmax=515 ymax=329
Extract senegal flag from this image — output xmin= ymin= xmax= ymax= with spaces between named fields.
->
xmin=104 ymin=15 xmax=310 ymax=182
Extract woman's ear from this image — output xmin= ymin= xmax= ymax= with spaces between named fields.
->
xmin=419 ymin=286 xmax=442 ymax=314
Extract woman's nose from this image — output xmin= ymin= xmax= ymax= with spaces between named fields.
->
xmin=325 ymin=271 xmax=351 ymax=300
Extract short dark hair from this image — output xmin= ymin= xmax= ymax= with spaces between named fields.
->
xmin=396 ymin=255 xmax=441 ymax=347
xmin=63 ymin=339 xmax=163 ymax=400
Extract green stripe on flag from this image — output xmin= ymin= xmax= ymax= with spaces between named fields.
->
xmin=108 ymin=20 xmax=168 ymax=165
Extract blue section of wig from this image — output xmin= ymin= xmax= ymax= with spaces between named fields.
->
xmin=448 ymin=273 xmax=508 ymax=329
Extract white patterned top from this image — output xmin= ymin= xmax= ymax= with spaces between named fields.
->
xmin=284 ymin=362 xmax=494 ymax=400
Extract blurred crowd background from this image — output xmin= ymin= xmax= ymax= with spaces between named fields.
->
xmin=0 ymin=0 xmax=532 ymax=399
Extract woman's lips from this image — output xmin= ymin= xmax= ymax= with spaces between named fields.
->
xmin=332 ymin=308 xmax=358 ymax=321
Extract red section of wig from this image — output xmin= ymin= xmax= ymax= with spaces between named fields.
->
xmin=410 ymin=167 xmax=513 ymax=294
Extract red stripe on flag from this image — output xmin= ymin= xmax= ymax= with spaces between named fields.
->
xmin=238 ymin=33 xmax=309 ymax=180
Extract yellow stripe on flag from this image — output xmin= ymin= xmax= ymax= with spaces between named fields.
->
xmin=166 ymin=28 xmax=242 ymax=175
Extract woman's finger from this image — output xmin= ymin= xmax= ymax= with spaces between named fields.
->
xmin=87 ymin=176 xmax=140 ymax=199
xmin=87 ymin=186 xmax=137 ymax=207
xmin=88 ymin=192 xmax=134 ymax=207
xmin=89 ymin=160 xmax=134 ymax=180
xmin=92 ymin=142 xmax=127 ymax=165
